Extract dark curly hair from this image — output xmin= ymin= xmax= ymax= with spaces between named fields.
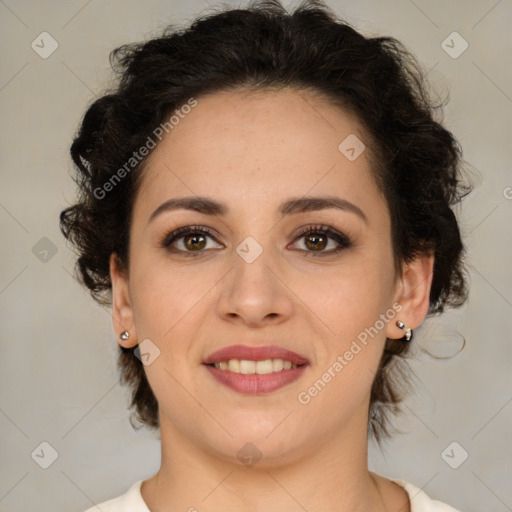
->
xmin=60 ymin=0 xmax=470 ymax=445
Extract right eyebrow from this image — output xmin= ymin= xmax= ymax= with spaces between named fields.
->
xmin=149 ymin=197 xmax=226 ymax=224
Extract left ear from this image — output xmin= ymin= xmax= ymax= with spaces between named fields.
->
xmin=386 ymin=250 xmax=435 ymax=340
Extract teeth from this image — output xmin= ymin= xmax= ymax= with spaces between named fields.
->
xmin=228 ymin=359 xmax=240 ymax=373
xmin=214 ymin=358 xmax=299 ymax=374
xmin=273 ymin=358 xmax=283 ymax=371
xmin=256 ymin=359 xmax=273 ymax=374
xmin=240 ymin=360 xmax=255 ymax=374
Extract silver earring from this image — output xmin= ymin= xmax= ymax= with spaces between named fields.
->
xmin=120 ymin=331 xmax=130 ymax=341
xmin=396 ymin=320 xmax=412 ymax=341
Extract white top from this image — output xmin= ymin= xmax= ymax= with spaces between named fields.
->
xmin=84 ymin=478 xmax=462 ymax=511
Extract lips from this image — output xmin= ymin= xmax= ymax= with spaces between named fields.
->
xmin=203 ymin=345 xmax=309 ymax=366
xmin=203 ymin=344 xmax=309 ymax=394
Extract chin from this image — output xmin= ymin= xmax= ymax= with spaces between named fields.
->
xmin=204 ymin=420 xmax=311 ymax=469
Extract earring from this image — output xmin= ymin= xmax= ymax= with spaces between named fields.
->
xmin=120 ymin=331 xmax=130 ymax=341
xmin=395 ymin=320 xmax=412 ymax=341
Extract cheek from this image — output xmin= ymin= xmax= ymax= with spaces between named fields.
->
xmin=130 ymin=260 xmax=210 ymax=343
xmin=292 ymin=264 xmax=394 ymax=423
xmin=296 ymin=250 xmax=395 ymax=339
xmin=289 ymin=245 xmax=396 ymax=405
xmin=128 ymin=265 xmax=213 ymax=407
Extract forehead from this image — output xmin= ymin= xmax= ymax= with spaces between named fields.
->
xmin=134 ymin=87 xmax=384 ymax=221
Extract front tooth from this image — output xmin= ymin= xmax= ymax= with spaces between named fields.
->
xmin=272 ymin=359 xmax=284 ymax=372
xmin=218 ymin=359 xmax=296 ymax=373
xmin=256 ymin=359 xmax=274 ymax=375
xmin=228 ymin=359 xmax=241 ymax=373
xmin=240 ymin=360 xmax=256 ymax=374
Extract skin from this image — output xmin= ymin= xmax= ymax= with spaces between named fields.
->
xmin=110 ymin=87 xmax=434 ymax=511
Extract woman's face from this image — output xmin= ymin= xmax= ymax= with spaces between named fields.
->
xmin=113 ymin=88 xmax=414 ymax=465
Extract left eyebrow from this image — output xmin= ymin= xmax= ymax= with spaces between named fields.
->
xmin=278 ymin=196 xmax=368 ymax=224
xmin=148 ymin=195 xmax=368 ymax=225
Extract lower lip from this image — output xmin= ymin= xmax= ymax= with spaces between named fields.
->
xmin=204 ymin=364 xmax=308 ymax=394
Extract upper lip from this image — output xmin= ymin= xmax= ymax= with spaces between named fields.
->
xmin=203 ymin=344 xmax=309 ymax=365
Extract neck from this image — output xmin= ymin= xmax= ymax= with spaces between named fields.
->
xmin=141 ymin=401 xmax=389 ymax=512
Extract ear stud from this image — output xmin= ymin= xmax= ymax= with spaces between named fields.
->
xmin=396 ymin=320 xmax=412 ymax=341
xmin=120 ymin=331 xmax=130 ymax=341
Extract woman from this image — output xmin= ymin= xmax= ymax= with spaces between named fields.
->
xmin=60 ymin=0 xmax=470 ymax=510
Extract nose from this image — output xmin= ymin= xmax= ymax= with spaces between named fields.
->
xmin=216 ymin=242 xmax=294 ymax=328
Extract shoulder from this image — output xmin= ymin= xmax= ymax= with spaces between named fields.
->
xmin=83 ymin=480 xmax=149 ymax=512
xmin=391 ymin=479 xmax=463 ymax=512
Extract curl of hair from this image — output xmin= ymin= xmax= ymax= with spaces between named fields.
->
xmin=60 ymin=0 xmax=471 ymax=445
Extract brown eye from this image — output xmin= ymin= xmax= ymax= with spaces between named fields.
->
xmin=183 ymin=233 xmax=207 ymax=251
xmin=292 ymin=225 xmax=352 ymax=256
xmin=162 ymin=226 xmax=223 ymax=255
xmin=304 ymin=233 xmax=328 ymax=251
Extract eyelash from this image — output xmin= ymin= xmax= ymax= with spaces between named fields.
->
xmin=161 ymin=224 xmax=353 ymax=258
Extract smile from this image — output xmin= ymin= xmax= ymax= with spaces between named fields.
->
xmin=203 ymin=345 xmax=309 ymax=394
xmin=211 ymin=358 xmax=299 ymax=374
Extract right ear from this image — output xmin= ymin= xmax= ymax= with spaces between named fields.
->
xmin=110 ymin=253 xmax=138 ymax=348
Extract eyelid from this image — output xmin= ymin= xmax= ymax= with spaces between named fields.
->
xmin=161 ymin=224 xmax=222 ymax=248
xmin=290 ymin=224 xmax=352 ymax=253
xmin=293 ymin=223 xmax=347 ymax=238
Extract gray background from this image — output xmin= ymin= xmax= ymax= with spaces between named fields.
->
xmin=1 ymin=1 xmax=511 ymax=511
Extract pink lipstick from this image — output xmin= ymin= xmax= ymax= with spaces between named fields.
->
xmin=203 ymin=344 xmax=309 ymax=394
